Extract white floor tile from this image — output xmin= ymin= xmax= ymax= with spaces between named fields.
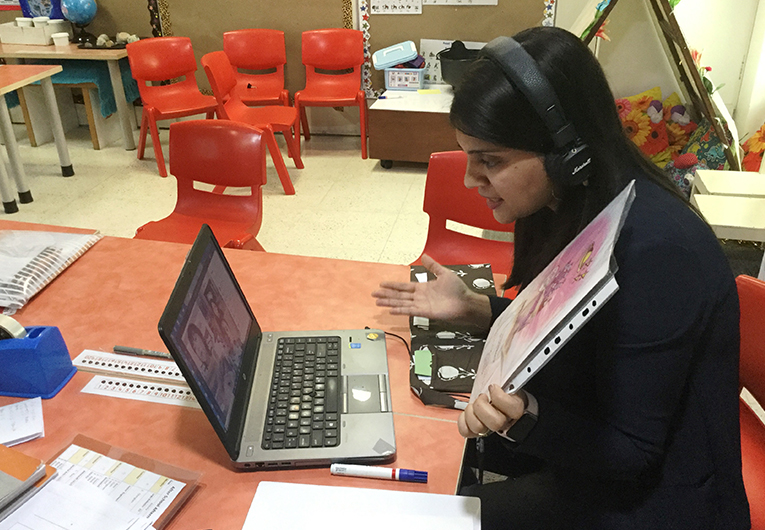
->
xmin=2 ymin=126 xmax=429 ymax=265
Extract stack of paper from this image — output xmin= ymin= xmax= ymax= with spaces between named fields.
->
xmin=0 ymin=398 xmax=44 ymax=446
xmin=0 ymin=445 xmax=46 ymax=514
xmin=244 ymin=482 xmax=481 ymax=529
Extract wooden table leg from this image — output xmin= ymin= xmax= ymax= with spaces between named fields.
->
xmin=40 ymin=77 xmax=74 ymax=177
xmin=106 ymin=59 xmax=136 ymax=151
xmin=0 ymin=94 xmax=31 ymax=204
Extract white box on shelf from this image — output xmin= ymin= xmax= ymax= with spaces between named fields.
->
xmin=0 ymin=21 xmax=72 ymax=46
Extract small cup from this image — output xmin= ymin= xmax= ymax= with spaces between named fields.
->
xmin=32 ymin=16 xmax=50 ymax=27
xmin=15 ymin=17 xmax=33 ymax=27
xmin=48 ymin=19 xmax=68 ymax=31
xmin=51 ymin=32 xmax=69 ymax=47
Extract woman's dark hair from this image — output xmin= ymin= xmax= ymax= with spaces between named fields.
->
xmin=450 ymin=26 xmax=689 ymax=290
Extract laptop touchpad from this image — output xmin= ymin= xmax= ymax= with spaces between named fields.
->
xmin=345 ymin=375 xmax=382 ymax=414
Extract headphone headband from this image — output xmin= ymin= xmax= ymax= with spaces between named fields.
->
xmin=477 ymin=36 xmax=593 ymax=187
xmin=480 ymin=37 xmax=577 ymax=150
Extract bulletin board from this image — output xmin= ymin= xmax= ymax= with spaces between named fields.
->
xmin=0 ymin=0 xmax=547 ymax=94
xmin=360 ymin=0 xmax=544 ymax=91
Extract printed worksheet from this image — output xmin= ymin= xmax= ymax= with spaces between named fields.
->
xmin=51 ymin=444 xmax=185 ymax=525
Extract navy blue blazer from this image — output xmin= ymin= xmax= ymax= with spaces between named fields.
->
xmin=488 ymin=177 xmax=750 ymax=529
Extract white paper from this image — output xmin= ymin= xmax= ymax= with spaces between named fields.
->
xmin=243 ymin=482 xmax=480 ymax=530
xmin=73 ymin=350 xmax=185 ymax=384
xmin=371 ymin=0 xmax=422 ymax=14
xmin=0 ymin=480 xmax=153 ymax=530
xmin=0 ymin=397 xmax=44 ymax=446
xmin=422 ymin=0 xmax=497 ymax=4
xmin=81 ymin=375 xmax=199 ymax=409
xmin=51 ymin=444 xmax=185 ymax=524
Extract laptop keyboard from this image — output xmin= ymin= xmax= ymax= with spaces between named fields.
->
xmin=262 ymin=336 xmax=341 ymax=450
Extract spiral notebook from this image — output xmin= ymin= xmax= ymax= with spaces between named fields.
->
xmin=0 ymin=230 xmax=102 ymax=315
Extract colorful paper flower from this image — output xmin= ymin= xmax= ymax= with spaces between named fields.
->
xmin=615 ymin=98 xmax=632 ymax=120
xmin=622 ymin=109 xmax=651 ymax=147
xmin=746 ymin=124 xmax=765 ymax=153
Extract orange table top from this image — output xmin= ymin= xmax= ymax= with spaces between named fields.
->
xmin=0 ymin=220 xmax=465 ymax=530
xmin=0 ymin=64 xmax=61 ymax=95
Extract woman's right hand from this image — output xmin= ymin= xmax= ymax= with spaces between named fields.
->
xmin=372 ymin=254 xmax=493 ymax=330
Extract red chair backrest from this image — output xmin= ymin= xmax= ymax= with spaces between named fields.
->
xmin=201 ymin=51 xmax=239 ymax=119
xmin=224 ymin=29 xmax=286 ymax=70
xmin=736 ymin=274 xmax=765 ymax=530
xmin=169 ymin=120 xmax=266 ymax=224
xmin=301 ymin=29 xmax=363 ymax=72
xmin=423 ymin=151 xmax=514 ymax=236
xmin=738 ymin=275 xmax=765 ymax=403
xmin=419 ymin=151 xmax=515 ymax=277
xmin=127 ymin=36 xmax=198 ymax=83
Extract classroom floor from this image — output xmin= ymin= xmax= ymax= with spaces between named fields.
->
xmin=3 ymin=125 xmax=430 ymax=265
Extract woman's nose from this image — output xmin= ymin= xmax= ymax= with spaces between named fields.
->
xmin=463 ymin=162 xmax=482 ymax=189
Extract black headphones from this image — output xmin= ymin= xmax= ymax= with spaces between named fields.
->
xmin=479 ymin=36 xmax=594 ymax=187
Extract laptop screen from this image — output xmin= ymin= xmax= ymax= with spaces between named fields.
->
xmin=166 ymin=235 xmax=252 ymax=430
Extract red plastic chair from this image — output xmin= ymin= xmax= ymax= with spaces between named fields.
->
xmin=127 ymin=37 xmax=218 ymax=178
xmin=737 ymin=274 xmax=765 ymax=530
xmin=134 ymin=120 xmax=267 ymax=250
xmin=294 ymin=29 xmax=368 ymax=159
xmin=202 ymin=51 xmax=302 ymax=196
xmin=414 ymin=151 xmax=515 ymax=280
xmin=223 ymin=29 xmax=290 ymax=107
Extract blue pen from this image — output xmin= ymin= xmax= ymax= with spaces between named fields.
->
xmin=330 ymin=463 xmax=428 ymax=483
xmin=378 ymin=95 xmax=403 ymax=99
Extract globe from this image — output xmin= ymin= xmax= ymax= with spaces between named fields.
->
xmin=61 ymin=0 xmax=97 ymax=26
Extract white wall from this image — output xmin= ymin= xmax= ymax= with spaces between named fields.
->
xmin=584 ymin=0 xmax=682 ymax=100
xmin=673 ymin=0 xmax=759 ymax=114
xmin=735 ymin=0 xmax=765 ymax=139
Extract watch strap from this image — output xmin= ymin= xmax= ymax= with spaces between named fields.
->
xmin=499 ymin=391 xmax=538 ymax=444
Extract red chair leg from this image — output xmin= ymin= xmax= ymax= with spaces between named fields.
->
xmin=298 ymin=102 xmax=311 ymax=140
xmin=282 ymin=127 xmax=304 ymax=169
xmin=263 ymin=128 xmax=295 ymax=195
xmin=137 ymin=110 xmax=149 ymax=160
xmin=147 ymin=110 xmax=167 ymax=177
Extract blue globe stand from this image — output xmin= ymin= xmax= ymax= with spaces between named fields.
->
xmin=72 ymin=23 xmax=97 ymax=46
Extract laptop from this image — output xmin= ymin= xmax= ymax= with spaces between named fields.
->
xmin=158 ymin=224 xmax=396 ymax=470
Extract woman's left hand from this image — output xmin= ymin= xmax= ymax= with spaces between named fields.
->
xmin=458 ymin=385 xmax=527 ymax=438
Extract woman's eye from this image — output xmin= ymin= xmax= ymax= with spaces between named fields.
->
xmin=482 ymin=158 xmax=498 ymax=169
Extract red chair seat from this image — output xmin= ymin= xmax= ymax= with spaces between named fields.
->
xmin=140 ymin=89 xmax=217 ymax=118
xmin=137 ymin=213 xmax=261 ymax=250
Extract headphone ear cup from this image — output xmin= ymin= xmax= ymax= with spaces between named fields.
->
xmin=545 ymin=143 xmax=594 ymax=187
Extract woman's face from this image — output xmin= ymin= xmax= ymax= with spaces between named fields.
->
xmin=457 ymin=130 xmax=559 ymax=225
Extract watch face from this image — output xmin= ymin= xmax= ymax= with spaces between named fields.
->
xmin=503 ymin=412 xmax=538 ymax=444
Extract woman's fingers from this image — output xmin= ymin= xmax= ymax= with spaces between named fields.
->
xmin=458 ymin=403 xmax=489 ymax=438
xmin=421 ymin=254 xmax=449 ymax=277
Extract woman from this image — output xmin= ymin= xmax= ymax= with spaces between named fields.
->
xmin=372 ymin=27 xmax=749 ymax=529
